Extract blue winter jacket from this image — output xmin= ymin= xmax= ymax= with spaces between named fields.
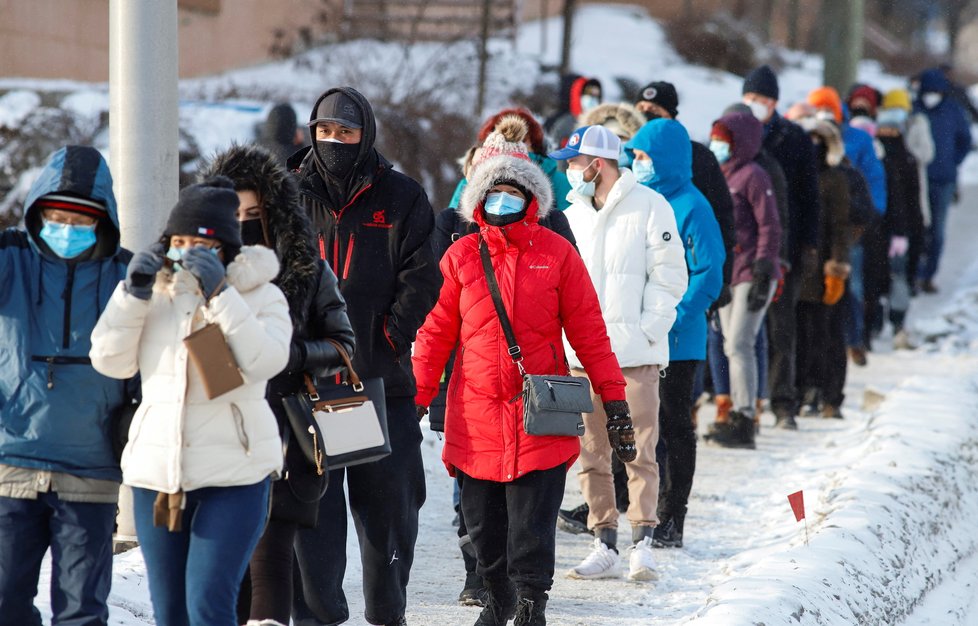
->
xmin=916 ymin=69 xmax=973 ymax=185
xmin=626 ymin=119 xmax=725 ymax=361
xmin=0 ymin=146 xmax=134 ymax=481
xmin=448 ymin=153 xmax=572 ymax=211
xmin=842 ymin=124 xmax=887 ymax=214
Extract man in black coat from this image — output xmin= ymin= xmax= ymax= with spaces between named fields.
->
xmin=635 ymin=81 xmax=735 ymax=303
xmin=742 ymin=65 xmax=821 ymax=428
xmin=288 ymin=86 xmax=442 ymax=626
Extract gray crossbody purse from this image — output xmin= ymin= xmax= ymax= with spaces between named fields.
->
xmin=480 ymin=238 xmax=593 ymax=437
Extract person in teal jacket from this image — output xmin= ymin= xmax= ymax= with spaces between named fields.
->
xmin=624 ymin=119 xmax=725 ymax=548
xmin=0 ymin=145 xmax=135 ymax=624
xmin=448 ymin=107 xmax=572 ymax=211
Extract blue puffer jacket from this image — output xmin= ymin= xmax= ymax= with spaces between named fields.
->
xmin=626 ymin=119 xmax=725 ymax=362
xmin=916 ymin=68 xmax=973 ymax=185
xmin=0 ymin=146 xmax=133 ymax=481
xmin=842 ymin=124 xmax=887 ymax=213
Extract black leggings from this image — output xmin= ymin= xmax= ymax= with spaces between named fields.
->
xmin=237 ymin=518 xmax=299 ymax=624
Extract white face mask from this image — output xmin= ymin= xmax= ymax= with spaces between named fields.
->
xmin=922 ymin=92 xmax=943 ymax=109
xmin=815 ymin=110 xmax=837 ymax=122
xmin=566 ymin=160 xmax=598 ymax=197
xmin=746 ymin=100 xmax=772 ymax=122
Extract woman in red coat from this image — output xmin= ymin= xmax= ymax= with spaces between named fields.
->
xmin=413 ymin=116 xmax=633 ymax=626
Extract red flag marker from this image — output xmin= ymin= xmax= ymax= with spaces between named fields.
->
xmin=787 ymin=490 xmax=809 ymax=545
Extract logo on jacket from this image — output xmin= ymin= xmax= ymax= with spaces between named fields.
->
xmin=364 ymin=209 xmax=393 ymax=229
xmin=663 ymin=232 xmax=672 ymax=241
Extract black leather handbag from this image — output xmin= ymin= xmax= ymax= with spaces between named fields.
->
xmin=479 ymin=238 xmax=593 ymax=437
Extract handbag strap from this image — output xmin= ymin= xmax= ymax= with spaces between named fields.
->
xmin=324 ymin=338 xmax=362 ymax=390
xmin=479 ymin=237 xmax=526 ymax=376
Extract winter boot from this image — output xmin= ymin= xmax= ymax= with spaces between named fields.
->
xmin=847 ymin=346 xmax=868 ymax=367
xmin=459 ymin=571 xmax=488 ymax=607
xmin=705 ymin=411 xmax=755 ymax=449
xmin=773 ymin=407 xmax=798 ymax=430
xmin=754 ymin=399 xmax=765 ymax=434
xmin=385 ymin=618 xmax=407 ymax=626
xmin=474 ymin=580 xmax=516 ymax=626
xmin=556 ymin=503 xmax=591 ymax=535
xmin=714 ymin=394 xmax=733 ymax=423
xmin=513 ymin=590 xmax=549 ymax=626
xmin=821 ymin=405 xmax=844 ymax=419
xmin=652 ymin=517 xmax=683 ymax=549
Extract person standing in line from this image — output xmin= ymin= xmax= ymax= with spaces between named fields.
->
xmin=90 ymin=177 xmax=292 ymax=626
xmin=0 ymin=146 xmax=135 ymax=626
xmin=200 ymin=144 xmax=356 ymax=626
xmin=625 ymin=119 xmax=725 ymax=549
xmin=288 ymin=86 xmax=442 ymax=626
xmin=703 ymin=112 xmax=782 ymax=449
xmin=413 ymin=116 xmax=633 ymax=626
xmin=550 ymin=125 xmax=688 ymax=580
xmin=741 ymin=65 xmax=820 ymax=427
xmin=913 ymin=68 xmax=972 ymax=294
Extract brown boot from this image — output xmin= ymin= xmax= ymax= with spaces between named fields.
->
xmin=754 ymin=399 xmax=764 ymax=434
xmin=714 ymin=394 xmax=732 ymax=423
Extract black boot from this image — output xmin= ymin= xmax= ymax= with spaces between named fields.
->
xmin=513 ymin=590 xmax=548 ymax=626
xmin=704 ymin=411 xmax=755 ymax=449
xmin=459 ymin=571 xmax=488 ymax=607
xmin=556 ymin=503 xmax=591 ymax=535
xmin=474 ymin=580 xmax=516 ymax=626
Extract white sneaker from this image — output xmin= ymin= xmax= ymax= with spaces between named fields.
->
xmin=627 ymin=537 xmax=659 ymax=581
xmin=893 ymin=330 xmax=915 ymax=351
xmin=567 ymin=538 xmax=621 ymax=579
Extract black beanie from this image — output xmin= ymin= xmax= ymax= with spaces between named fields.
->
xmin=743 ymin=65 xmax=780 ymax=100
xmin=165 ymin=176 xmax=242 ymax=248
xmin=637 ymin=81 xmax=679 ymax=118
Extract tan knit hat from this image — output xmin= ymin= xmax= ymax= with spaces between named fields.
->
xmin=473 ymin=115 xmax=531 ymax=166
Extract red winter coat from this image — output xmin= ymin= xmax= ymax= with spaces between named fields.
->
xmin=413 ymin=198 xmax=626 ymax=483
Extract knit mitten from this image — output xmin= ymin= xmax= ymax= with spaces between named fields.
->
xmin=605 ymin=400 xmax=637 ymax=463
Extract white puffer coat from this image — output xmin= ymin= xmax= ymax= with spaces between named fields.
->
xmin=563 ymin=169 xmax=688 ymax=368
xmin=90 ymin=246 xmax=292 ymax=494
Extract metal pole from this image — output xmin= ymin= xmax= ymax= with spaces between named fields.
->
xmin=109 ymin=0 xmax=179 ymax=547
xmin=559 ymin=0 xmax=576 ymax=76
xmin=476 ymin=0 xmax=492 ymax=117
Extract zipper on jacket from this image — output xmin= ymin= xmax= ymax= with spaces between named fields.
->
xmin=550 ymin=344 xmax=558 ymax=374
xmin=318 ymin=233 xmax=327 ymax=261
xmin=62 ymin=264 xmax=76 ymax=349
xmin=382 ymin=314 xmax=400 ymax=363
xmin=687 ymin=235 xmax=697 ymax=265
xmin=342 ymin=233 xmax=355 ymax=280
xmin=231 ymin=403 xmax=251 ymax=456
xmin=32 ymin=355 xmax=92 ymax=390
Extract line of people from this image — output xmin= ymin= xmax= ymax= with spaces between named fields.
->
xmin=0 ymin=61 xmax=970 ymax=626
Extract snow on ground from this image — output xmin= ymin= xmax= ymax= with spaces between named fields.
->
xmin=16 ymin=4 xmax=978 ymax=624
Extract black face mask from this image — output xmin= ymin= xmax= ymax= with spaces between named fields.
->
xmin=315 ymin=140 xmax=360 ymax=180
xmin=850 ymin=107 xmax=873 ymax=119
xmin=642 ymin=110 xmax=661 ymax=122
xmin=240 ymin=218 xmax=267 ymax=247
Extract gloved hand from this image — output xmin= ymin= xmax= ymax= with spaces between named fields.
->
xmin=747 ymin=258 xmax=776 ymax=312
xmin=708 ymin=284 xmax=732 ymax=315
xmin=181 ymin=247 xmax=227 ymax=299
xmin=604 ymin=400 xmax=637 ymax=463
xmin=822 ymin=259 xmax=850 ymax=306
xmin=416 ymin=405 xmax=428 ymax=422
xmin=125 ymin=242 xmax=165 ymax=300
xmin=287 ymin=340 xmax=308 ymax=372
xmin=888 ymin=236 xmax=909 ymax=259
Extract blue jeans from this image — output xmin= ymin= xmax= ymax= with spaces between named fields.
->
xmin=133 ymin=479 xmax=271 ymax=626
xmin=0 ymin=492 xmax=115 ymax=626
xmin=845 ymin=243 xmax=865 ymax=348
xmin=920 ymin=180 xmax=956 ymax=281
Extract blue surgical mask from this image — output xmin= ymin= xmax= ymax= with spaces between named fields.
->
xmin=567 ymin=160 xmax=597 ymax=197
xmin=166 ymin=244 xmax=219 ymax=271
xmin=877 ymin=108 xmax=908 ymax=129
xmin=484 ymin=191 xmax=525 ymax=216
xmin=709 ymin=140 xmax=731 ymax=165
xmin=580 ymin=94 xmax=600 ymax=112
xmin=39 ymin=219 xmax=97 ymax=259
xmin=632 ymin=159 xmax=655 ymax=184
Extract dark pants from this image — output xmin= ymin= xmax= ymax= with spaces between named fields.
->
xmin=0 ymin=492 xmax=115 ymax=626
xmin=920 ymin=180 xmax=956 ymax=282
xmin=862 ymin=217 xmax=889 ymax=341
xmin=655 ymin=360 xmax=699 ymax=530
xmin=459 ymin=465 xmax=566 ymax=593
xmin=133 ymin=479 xmax=271 ymax=626
xmin=238 ymin=518 xmax=299 ymax=625
xmin=796 ymin=301 xmax=848 ymax=408
xmin=766 ymin=268 xmax=802 ymax=415
xmin=293 ymin=397 xmax=425 ymax=626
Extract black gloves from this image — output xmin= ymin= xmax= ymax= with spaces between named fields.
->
xmin=181 ymin=247 xmax=227 ymax=299
xmin=708 ymin=284 xmax=733 ymax=316
xmin=416 ymin=405 xmax=428 ymax=422
xmin=604 ymin=400 xmax=637 ymax=463
xmin=125 ymin=243 xmax=165 ymax=300
xmin=747 ymin=258 xmax=775 ymax=312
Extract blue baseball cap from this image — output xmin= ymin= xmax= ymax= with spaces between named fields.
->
xmin=548 ymin=125 xmax=622 ymax=161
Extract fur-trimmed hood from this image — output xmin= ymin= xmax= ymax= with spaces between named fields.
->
xmin=579 ymin=103 xmax=646 ymax=140
xmin=458 ymin=155 xmax=554 ymax=225
xmin=199 ymin=143 xmax=320 ymax=333
xmin=157 ymin=245 xmax=280 ymax=296
xmin=807 ymin=120 xmax=846 ymax=167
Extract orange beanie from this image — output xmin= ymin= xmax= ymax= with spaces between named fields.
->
xmin=807 ymin=86 xmax=843 ymax=123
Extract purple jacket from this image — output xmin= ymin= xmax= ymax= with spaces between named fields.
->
xmin=716 ymin=112 xmax=783 ymax=286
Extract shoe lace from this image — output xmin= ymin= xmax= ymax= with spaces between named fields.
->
xmin=514 ymin=597 xmax=534 ymax=622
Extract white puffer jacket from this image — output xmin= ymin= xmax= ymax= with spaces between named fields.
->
xmin=90 ymin=246 xmax=292 ymax=494
xmin=563 ymin=169 xmax=688 ymax=368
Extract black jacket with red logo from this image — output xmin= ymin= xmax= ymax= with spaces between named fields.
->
xmin=289 ymin=88 xmax=441 ymax=398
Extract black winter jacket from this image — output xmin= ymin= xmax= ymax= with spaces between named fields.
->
xmin=200 ymin=144 xmax=355 ymax=527
xmin=878 ymin=134 xmax=922 ymax=239
xmin=690 ymin=140 xmax=735 ymax=284
xmin=290 ymin=88 xmax=441 ymax=399
xmin=763 ymin=112 xmax=821 ymax=263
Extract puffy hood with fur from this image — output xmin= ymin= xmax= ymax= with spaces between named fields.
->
xmin=579 ymin=102 xmax=646 ymax=140
xmin=807 ymin=120 xmax=846 ymax=167
xmin=199 ymin=144 xmax=319 ymax=333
